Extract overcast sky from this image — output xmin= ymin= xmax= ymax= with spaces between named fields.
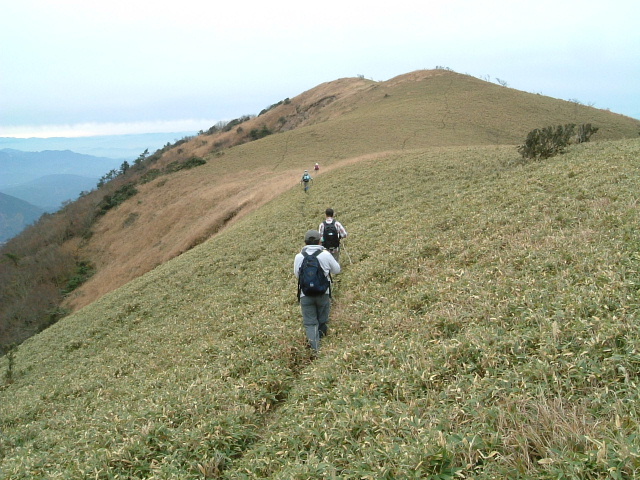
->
xmin=1 ymin=0 xmax=639 ymax=138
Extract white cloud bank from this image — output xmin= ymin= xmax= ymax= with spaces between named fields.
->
xmin=0 ymin=119 xmax=220 ymax=139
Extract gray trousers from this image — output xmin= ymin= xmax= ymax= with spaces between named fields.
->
xmin=300 ymin=294 xmax=331 ymax=351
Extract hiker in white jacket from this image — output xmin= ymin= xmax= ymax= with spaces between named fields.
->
xmin=294 ymin=229 xmax=341 ymax=352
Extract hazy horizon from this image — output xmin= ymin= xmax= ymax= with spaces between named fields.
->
xmin=0 ymin=130 xmax=199 ymax=159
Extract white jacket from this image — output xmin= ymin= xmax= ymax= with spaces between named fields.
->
xmin=294 ymin=245 xmax=341 ymax=296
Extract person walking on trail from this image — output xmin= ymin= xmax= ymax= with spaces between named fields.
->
xmin=314 ymin=162 xmax=320 ymax=172
xmin=294 ymin=229 xmax=341 ymax=353
xmin=319 ymin=208 xmax=348 ymax=262
xmin=300 ymin=170 xmax=313 ymax=192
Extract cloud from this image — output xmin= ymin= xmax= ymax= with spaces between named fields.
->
xmin=0 ymin=119 xmax=219 ymax=139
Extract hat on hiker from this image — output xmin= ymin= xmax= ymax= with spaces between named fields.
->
xmin=305 ymin=229 xmax=321 ymax=244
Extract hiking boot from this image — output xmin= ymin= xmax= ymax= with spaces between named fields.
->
xmin=319 ymin=324 xmax=328 ymax=338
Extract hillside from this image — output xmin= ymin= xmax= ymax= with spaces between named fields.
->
xmin=61 ymin=69 xmax=640 ymax=314
xmin=1 ymin=135 xmax=640 ymax=478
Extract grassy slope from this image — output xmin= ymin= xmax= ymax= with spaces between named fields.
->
xmin=2 ymin=137 xmax=640 ymax=478
xmin=64 ymin=70 xmax=640 ymax=313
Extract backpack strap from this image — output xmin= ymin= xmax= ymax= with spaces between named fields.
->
xmin=297 ymin=250 xmax=310 ymax=302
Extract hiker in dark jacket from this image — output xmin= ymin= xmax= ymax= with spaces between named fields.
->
xmin=294 ymin=229 xmax=341 ymax=352
xmin=318 ymin=208 xmax=348 ymax=262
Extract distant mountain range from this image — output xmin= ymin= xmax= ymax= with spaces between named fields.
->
xmin=0 ymin=147 xmax=125 ymax=241
xmin=0 ymin=131 xmax=197 ymax=160
xmin=0 ymin=192 xmax=44 ymax=243
xmin=0 ymin=131 xmax=200 ymax=241
xmin=1 ymin=174 xmax=99 ymax=212
xmin=0 ymin=148 xmax=119 ymax=188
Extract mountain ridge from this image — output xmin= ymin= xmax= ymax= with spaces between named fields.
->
xmin=2 ymin=68 xmax=640 ymax=343
xmin=2 ymin=69 xmax=640 ymax=477
xmin=65 ymin=70 xmax=640 ymax=313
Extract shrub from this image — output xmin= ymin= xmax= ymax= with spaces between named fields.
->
xmin=518 ymin=123 xmax=598 ymax=160
xmin=249 ymin=125 xmax=273 ymax=140
xmin=2 ymin=344 xmax=17 ymax=385
xmin=139 ymin=169 xmax=163 ymax=184
xmin=41 ymin=306 xmax=69 ymax=331
xmin=178 ymin=156 xmax=206 ymax=170
xmin=97 ymin=184 xmax=138 ymax=215
xmin=62 ymin=260 xmax=95 ymax=295
xmin=259 ymin=98 xmax=290 ymax=116
xmin=223 ymin=115 xmax=253 ymax=132
xmin=576 ymin=123 xmax=599 ymax=144
xmin=166 ymin=157 xmax=206 ymax=173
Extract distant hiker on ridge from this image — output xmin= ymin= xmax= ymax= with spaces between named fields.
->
xmin=314 ymin=162 xmax=320 ymax=172
xmin=319 ymin=208 xmax=347 ymax=262
xmin=300 ymin=170 xmax=313 ymax=192
xmin=294 ymin=229 xmax=341 ymax=353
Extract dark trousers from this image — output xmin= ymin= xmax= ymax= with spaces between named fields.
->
xmin=300 ymin=294 xmax=331 ymax=351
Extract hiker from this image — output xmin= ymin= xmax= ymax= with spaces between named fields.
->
xmin=294 ymin=229 xmax=341 ymax=352
xmin=319 ymin=208 xmax=348 ymax=262
xmin=300 ymin=170 xmax=312 ymax=192
xmin=314 ymin=162 xmax=320 ymax=172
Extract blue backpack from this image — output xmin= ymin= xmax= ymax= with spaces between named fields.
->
xmin=298 ymin=250 xmax=331 ymax=299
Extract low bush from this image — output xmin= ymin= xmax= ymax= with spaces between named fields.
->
xmin=97 ymin=184 xmax=138 ymax=215
xmin=249 ymin=125 xmax=273 ymax=140
xmin=518 ymin=123 xmax=598 ymax=160
xmin=166 ymin=156 xmax=206 ymax=173
xmin=62 ymin=260 xmax=95 ymax=295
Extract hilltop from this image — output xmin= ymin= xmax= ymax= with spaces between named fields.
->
xmin=61 ymin=69 xmax=640 ymax=313
xmin=1 ymin=69 xmax=640 ymax=478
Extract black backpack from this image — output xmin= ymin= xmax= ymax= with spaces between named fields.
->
xmin=298 ymin=249 xmax=331 ymax=299
xmin=322 ymin=221 xmax=340 ymax=249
